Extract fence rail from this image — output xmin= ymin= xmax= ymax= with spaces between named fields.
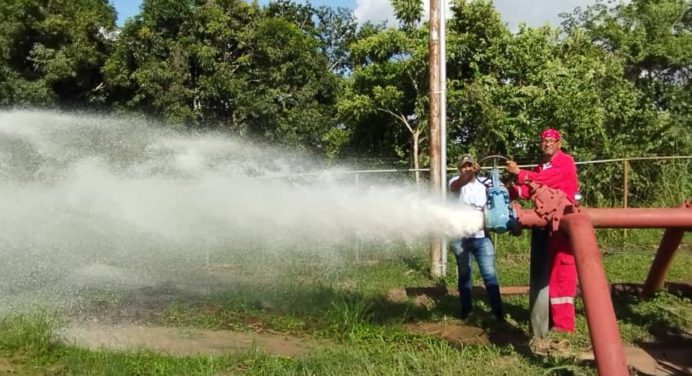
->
xmin=301 ymin=155 xmax=691 ymax=175
xmin=333 ymin=155 xmax=691 ymax=208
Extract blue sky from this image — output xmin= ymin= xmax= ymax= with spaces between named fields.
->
xmin=110 ymin=0 xmax=600 ymax=30
xmin=111 ymin=1 xmax=353 ymax=26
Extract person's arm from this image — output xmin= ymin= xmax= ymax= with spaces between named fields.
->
xmin=508 ymin=154 xmax=569 ymax=187
xmin=450 ymin=175 xmax=473 ymax=193
xmin=516 ymin=166 xmax=562 ymax=187
xmin=449 ymin=176 xmax=461 ymax=194
xmin=505 ymin=160 xmax=530 ymax=199
xmin=508 ymin=182 xmax=529 ymax=200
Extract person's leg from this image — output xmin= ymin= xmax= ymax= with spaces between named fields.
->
xmin=529 ymin=229 xmax=550 ymax=337
xmin=548 ymin=234 xmax=576 ymax=332
xmin=473 ymin=237 xmax=504 ymax=320
xmin=451 ymin=238 xmax=472 ymax=317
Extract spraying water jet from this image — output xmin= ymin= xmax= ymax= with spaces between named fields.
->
xmin=0 ymin=110 xmax=486 ymax=315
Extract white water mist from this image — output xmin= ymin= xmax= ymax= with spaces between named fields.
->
xmin=0 ymin=110 xmax=483 ymax=311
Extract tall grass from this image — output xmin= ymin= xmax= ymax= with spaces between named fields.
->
xmin=0 ymin=311 xmax=57 ymax=355
xmin=1 ymin=245 xmax=689 ymax=375
xmin=578 ymin=159 xmax=691 ymax=208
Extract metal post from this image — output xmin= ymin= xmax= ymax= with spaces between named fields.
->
xmin=642 ymin=228 xmax=686 ymax=297
xmin=355 ymin=172 xmax=361 ymax=263
xmin=623 ymin=160 xmax=628 ymax=241
xmin=438 ymin=0 xmax=447 ymax=277
xmin=428 ymin=0 xmax=443 ymax=278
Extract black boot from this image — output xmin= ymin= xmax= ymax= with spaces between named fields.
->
xmin=486 ymin=284 xmax=504 ymax=321
xmin=459 ymin=286 xmax=473 ymax=319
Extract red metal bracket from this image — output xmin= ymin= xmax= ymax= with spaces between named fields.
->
xmin=527 ymin=181 xmax=571 ymax=232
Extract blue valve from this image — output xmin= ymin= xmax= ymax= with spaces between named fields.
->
xmin=479 ymin=156 xmax=518 ymax=234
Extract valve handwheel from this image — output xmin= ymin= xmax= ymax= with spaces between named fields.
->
xmin=476 ymin=155 xmax=510 ymax=188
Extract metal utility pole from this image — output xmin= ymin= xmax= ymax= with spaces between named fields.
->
xmin=428 ymin=0 xmax=446 ymax=278
xmin=439 ymin=0 xmax=448 ymax=276
xmin=439 ymin=1 xmax=447 ymax=196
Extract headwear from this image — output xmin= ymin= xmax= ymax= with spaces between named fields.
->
xmin=457 ymin=154 xmax=475 ymax=166
xmin=540 ymin=128 xmax=561 ymax=141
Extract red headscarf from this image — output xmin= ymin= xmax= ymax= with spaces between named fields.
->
xmin=540 ymin=128 xmax=561 ymax=141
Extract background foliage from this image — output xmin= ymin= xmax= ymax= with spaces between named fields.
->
xmin=1 ymin=0 xmax=690 ymax=203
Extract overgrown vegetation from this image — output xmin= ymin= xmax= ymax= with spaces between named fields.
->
xmin=1 ymin=230 xmax=689 ymax=374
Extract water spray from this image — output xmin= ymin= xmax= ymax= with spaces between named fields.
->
xmin=0 ymin=110 xmax=485 ymax=312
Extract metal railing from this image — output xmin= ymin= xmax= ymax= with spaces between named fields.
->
xmin=339 ymin=155 xmax=691 ymax=207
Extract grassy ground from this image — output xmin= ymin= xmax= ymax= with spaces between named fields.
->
xmin=1 ymin=230 xmax=690 ymax=375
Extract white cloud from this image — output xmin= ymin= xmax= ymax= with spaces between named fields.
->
xmin=493 ymin=0 xmax=598 ymax=31
xmin=353 ymin=0 xmax=449 ymax=26
xmin=353 ymin=0 xmax=601 ymax=30
xmin=353 ymin=0 xmax=396 ymax=25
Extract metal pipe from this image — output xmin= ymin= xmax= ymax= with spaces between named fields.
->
xmin=513 ymin=204 xmax=548 ymax=228
xmin=515 ymin=207 xmax=692 ymax=230
xmin=560 ymin=213 xmax=629 ymax=376
xmin=438 ymin=0 xmax=448 ymax=277
xmin=642 ymin=228 xmax=686 ymax=297
xmin=439 ymin=0 xmax=447 ymax=197
xmin=508 ymin=200 xmax=690 ymax=375
xmin=584 ymin=207 xmax=692 ymax=228
xmin=428 ymin=0 xmax=443 ymax=278
xmin=623 ymin=161 xmax=629 ymax=239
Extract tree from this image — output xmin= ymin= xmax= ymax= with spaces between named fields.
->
xmin=557 ymin=0 xmax=692 ymax=205
xmin=0 ymin=0 xmax=116 ymax=107
xmin=314 ymin=6 xmax=358 ymax=75
xmin=445 ymin=0 xmax=513 ymax=158
xmin=391 ymin=0 xmax=424 ymax=32
xmin=338 ymin=24 xmax=430 ymax=176
xmin=336 ymin=0 xmax=432 ymax=175
xmin=102 ymin=0 xmax=341 ymax=153
xmin=561 ymin=0 xmax=692 ymax=155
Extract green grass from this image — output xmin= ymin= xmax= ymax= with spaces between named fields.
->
xmin=1 ymin=232 xmax=689 ymax=375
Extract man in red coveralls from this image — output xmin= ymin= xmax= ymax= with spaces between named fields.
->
xmin=505 ymin=128 xmax=579 ymax=338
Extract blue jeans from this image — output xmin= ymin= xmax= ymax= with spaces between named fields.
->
xmin=450 ymin=237 xmax=503 ymax=317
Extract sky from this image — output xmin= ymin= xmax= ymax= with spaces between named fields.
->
xmin=110 ymin=0 xmax=601 ymax=30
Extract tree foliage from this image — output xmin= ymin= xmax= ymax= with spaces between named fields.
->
xmin=0 ymin=0 xmax=688 ymax=188
xmin=0 ymin=0 xmax=116 ymax=107
xmin=338 ymin=18 xmax=429 ymax=172
xmin=101 ymin=0 xmax=339 ymax=152
xmin=562 ymin=0 xmax=692 ymax=155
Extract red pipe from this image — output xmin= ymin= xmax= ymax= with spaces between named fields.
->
xmin=560 ymin=213 xmax=629 ymax=376
xmin=583 ymin=208 xmax=692 ymax=228
xmin=642 ymin=228 xmax=686 ymax=297
xmin=512 ymin=202 xmax=549 ymax=228
xmin=515 ymin=206 xmax=692 ymax=230
xmin=511 ymin=198 xmax=689 ymax=375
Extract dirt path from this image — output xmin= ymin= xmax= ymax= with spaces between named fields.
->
xmin=58 ymin=324 xmax=316 ymax=357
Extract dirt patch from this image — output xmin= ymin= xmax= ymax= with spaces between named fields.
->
xmin=403 ymin=321 xmax=489 ymax=346
xmin=578 ymin=342 xmax=692 ymax=376
xmin=637 ymin=337 xmax=692 ymax=376
xmin=0 ymin=357 xmax=16 ymax=374
xmin=58 ymin=323 xmax=316 ymax=357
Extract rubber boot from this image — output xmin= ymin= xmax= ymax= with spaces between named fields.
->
xmin=529 ymin=229 xmax=550 ymax=337
xmin=459 ymin=286 xmax=472 ymax=319
xmin=486 ymin=284 xmax=504 ymax=321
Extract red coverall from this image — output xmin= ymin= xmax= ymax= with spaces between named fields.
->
xmin=510 ymin=150 xmax=579 ymax=332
